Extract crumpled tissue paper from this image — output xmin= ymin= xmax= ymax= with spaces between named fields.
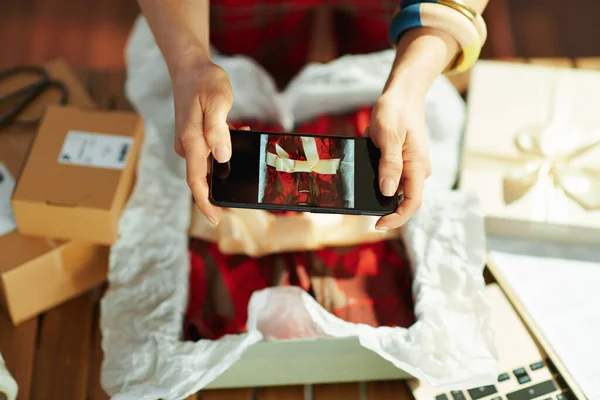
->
xmin=100 ymin=15 xmax=498 ymax=400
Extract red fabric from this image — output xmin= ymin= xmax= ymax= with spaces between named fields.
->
xmin=232 ymin=107 xmax=371 ymax=136
xmin=186 ymin=239 xmax=415 ymax=341
xmin=209 ymin=0 xmax=397 ymax=86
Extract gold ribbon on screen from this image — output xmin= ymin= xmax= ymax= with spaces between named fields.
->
xmin=501 ymin=72 xmax=600 ymax=215
xmin=266 ymin=136 xmax=341 ymax=174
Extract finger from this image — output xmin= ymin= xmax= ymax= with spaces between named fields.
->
xmin=181 ymin=134 xmax=221 ymax=225
xmin=174 ymin=139 xmax=185 ymax=158
xmin=215 ymin=160 xmax=231 ymax=179
xmin=203 ymin=93 xmax=233 ymax=163
xmin=240 ymin=126 xmax=251 ymax=130
xmin=376 ymin=165 xmax=426 ymax=230
xmin=373 ymin=125 xmax=404 ymax=197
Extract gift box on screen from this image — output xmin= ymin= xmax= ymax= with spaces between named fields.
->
xmin=461 ymin=60 xmax=600 ymax=244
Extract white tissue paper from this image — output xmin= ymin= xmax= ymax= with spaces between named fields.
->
xmin=100 ymin=15 xmax=497 ymax=400
xmin=0 ymin=353 xmax=18 ymax=400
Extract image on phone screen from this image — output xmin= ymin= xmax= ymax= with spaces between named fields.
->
xmin=210 ymin=129 xmax=399 ymax=216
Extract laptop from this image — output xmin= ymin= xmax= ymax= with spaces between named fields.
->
xmin=409 ymin=283 xmax=574 ymax=400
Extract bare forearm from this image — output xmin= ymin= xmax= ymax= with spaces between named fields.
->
xmin=137 ymin=0 xmax=211 ymax=76
xmin=385 ymin=0 xmax=490 ymax=97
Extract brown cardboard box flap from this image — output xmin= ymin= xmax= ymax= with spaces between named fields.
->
xmin=0 ymin=232 xmax=56 ymax=275
xmin=45 ymin=59 xmax=96 ymax=109
xmin=0 ymin=59 xmax=95 ymax=132
xmin=14 ymin=106 xmax=143 ymax=209
xmin=1 ymin=241 xmax=108 ymax=325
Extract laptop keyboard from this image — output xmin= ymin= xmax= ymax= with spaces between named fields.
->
xmin=409 ymin=285 xmax=573 ymax=400
xmin=429 ymin=360 xmax=569 ymax=400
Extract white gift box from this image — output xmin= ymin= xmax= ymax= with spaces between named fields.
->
xmin=461 ymin=60 xmax=600 ymax=245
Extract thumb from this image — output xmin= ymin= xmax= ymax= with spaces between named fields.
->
xmin=203 ymin=93 xmax=233 ymax=163
xmin=369 ymin=124 xmax=404 ymax=197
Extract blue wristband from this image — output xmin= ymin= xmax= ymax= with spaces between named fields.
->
xmin=388 ymin=0 xmax=487 ymax=73
xmin=388 ymin=3 xmax=423 ymax=45
xmin=402 ymin=0 xmax=437 ymax=7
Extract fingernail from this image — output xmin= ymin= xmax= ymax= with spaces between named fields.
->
xmin=213 ymin=145 xmax=231 ymax=163
xmin=376 ymin=225 xmax=389 ymax=231
xmin=207 ymin=215 xmax=219 ymax=226
xmin=381 ymin=179 xmax=396 ymax=197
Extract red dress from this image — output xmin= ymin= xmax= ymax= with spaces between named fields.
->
xmin=210 ymin=0 xmax=397 ymax=86
xmin=262 ymin=134 xmax=346 ymax=207
xmin=185 ymin=1 xmax=416 ymax=341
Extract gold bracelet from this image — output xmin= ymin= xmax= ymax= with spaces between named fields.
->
xmin=437 ymin=0 xmax=477 ymax=21
xmin=390 ymin=0 xmax=488 ymax=73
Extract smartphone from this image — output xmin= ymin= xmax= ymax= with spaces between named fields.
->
xmin=209 ymin=129 xmax=400 ymax=216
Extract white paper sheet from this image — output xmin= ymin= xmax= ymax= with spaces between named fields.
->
xmin=0 ymin=353 xmax=18 ymax=400
xmin=58 ymin=131 xmax=134 ymax=170
xmin=489 ymin=251 xmax=600 ymax=400
xmin=0 ymin=163 xmax=16 ymax=236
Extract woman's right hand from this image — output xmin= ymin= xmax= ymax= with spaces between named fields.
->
xmin=171 ymin=56 xmax=233 ymax=226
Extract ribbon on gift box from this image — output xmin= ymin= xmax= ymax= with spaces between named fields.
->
xmin=501 ymin=71 xmax=600 ymax=220
xmin=266 ymin=136 xmax=341 ymax=174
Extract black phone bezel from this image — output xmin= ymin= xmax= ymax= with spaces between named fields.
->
xmin=209 ymin=129 xmax=400 ymax=216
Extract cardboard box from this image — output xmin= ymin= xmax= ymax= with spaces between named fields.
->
xmin=1 ymin=134 xmax=109 ymax=325
xmin=461 ymin=60 xmax=600 ymax=244
xmin=0 ymin=60 xmax=109 ymax=325
xmin=12 ymin=106 xmax=144 ymax=245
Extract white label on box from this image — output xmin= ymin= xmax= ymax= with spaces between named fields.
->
xmin=58 ymin=131 xmax=135 ymax=170
xmin=0 ymin=163 xmax=16 ymax=236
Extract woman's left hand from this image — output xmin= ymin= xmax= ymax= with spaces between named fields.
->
xmin=368 ymin=83 xmax=431 ymax=231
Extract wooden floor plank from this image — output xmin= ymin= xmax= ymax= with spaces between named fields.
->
xmin=87 ymin=297 xmax=109 ymax=400
xmin=86 ymin=70 xmax=113 ymax=109
xmin=0 ymin=313 xmax=38 ymax=400
xmin=31 ymin=291 xmax=95 ymax=400
xmin=110 ymin=70 xmax=134 ymax=112
xmin=256 ymin=385 xmax=305 ymax=400
xmin=366 ymin=380 xmax=412 ymax=400
xmin=314 ymin=382 xmax=361 ymax=400
xmin=201 ymin=388 xmax=254 ymax=400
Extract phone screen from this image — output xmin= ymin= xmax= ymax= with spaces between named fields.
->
xmin=210 ymin=129 xmax=399 ymax=215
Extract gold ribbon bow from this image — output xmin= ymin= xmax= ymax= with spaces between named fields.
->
xmin=503 ymin=124 xmax=600 ymax=212
xmin=501 ymin=71 xmax=600 ymax=216
xmin=266 ymin=136 xmax=341 ymax=175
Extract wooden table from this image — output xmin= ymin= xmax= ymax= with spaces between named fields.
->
xmin=2 ymin=58 xmax=599 ymax=400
